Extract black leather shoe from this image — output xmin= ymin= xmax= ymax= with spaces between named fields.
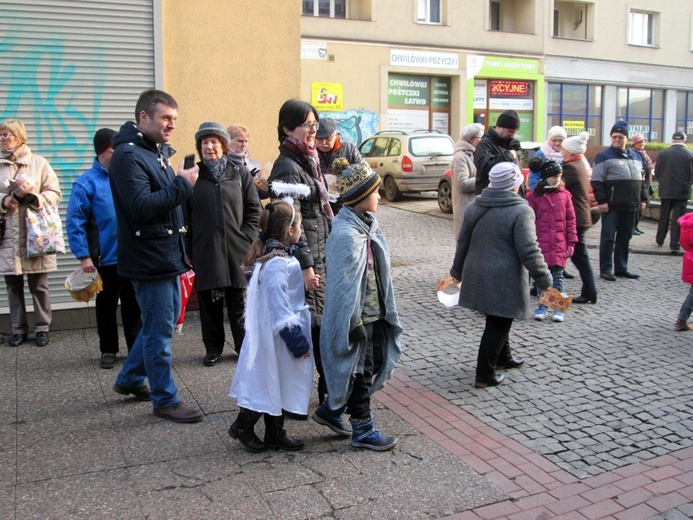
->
xmin=203 ymin=353 xmax=219 ymax=367
xmin=615 ymin=271 xmax=640 ymax=279
xmin=573 ymin=295 xmax=598 ymax=304
xmin=7 ymin=334 xmax=27 ymax=347
xmin=633 ymin=228 xmax=644 ymax=235
xmin=474 ymin=373 xmax=505 ymax=388
xmin=563 ymin=271 xmax=575 ymax=279
xmin=100 ymin=353 xmax=116 ymax=369
xmin=35 ymin=332 xmax=49 ymax=347
xmin=496 ymin=358 xmax=525 ymax=370
xmin=113 ymin=383 xmax=152 ymax=401
xmin=600 ymin=272 xmax=617 ymax=282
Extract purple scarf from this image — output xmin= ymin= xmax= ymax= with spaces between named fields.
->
xmin=282 ymin=137 xmax=334 ymax=220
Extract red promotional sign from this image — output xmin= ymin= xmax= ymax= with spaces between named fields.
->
xmin=490 ymin=80 xmax=529 ymax=97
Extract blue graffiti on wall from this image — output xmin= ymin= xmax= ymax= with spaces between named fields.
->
xmin=318 ymin=109 xmax=379 ymax=146
xmin=0 ymin=26 xmax=104 ymax=188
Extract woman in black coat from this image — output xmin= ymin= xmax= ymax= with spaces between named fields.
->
xmin=269 ymin=99 xmax=332 ymax=403
xmin=184 ymin=122 xmax=261 ymax=366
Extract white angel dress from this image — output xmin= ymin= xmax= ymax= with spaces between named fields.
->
xmin=230 ymin=253 xmax=313 ymax=416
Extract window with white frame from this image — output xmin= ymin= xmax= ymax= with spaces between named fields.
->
xmin=628 ymin=9 xmax=658 ymax=46
xmin=418 ymin=0 xmax=441 ymax=24
xmin=303 ymin=0 xmax=347 ymax=18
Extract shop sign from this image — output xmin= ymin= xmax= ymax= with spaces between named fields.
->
xmin=312 ymin=82 xmax=343 ymax=111
xmin=490 ymin=112 xmax=533 ymax=142
xmin=431 ymin=77 xmax=450 ymax=109
xmin=563 ymin=120 xmax=586 ymax=136
xmin=391 ymin=49 xmax=459 ymax=69
xmin=467 ymin=55 xmax=539 ymax=79
xmin=387 ymin=109 xmax=429 ymax=132
xmin=490 ymin=80 xmax=529 ymax=97
xmin=489 ymin=98 xmax=533 ymax=110
xmin=388 ymin=74 xmax=429 ymax=108
xmin=301 ymin=41 xmax=327 ymax=60
xmin=474 ymin=80 xmax=487 ymax=109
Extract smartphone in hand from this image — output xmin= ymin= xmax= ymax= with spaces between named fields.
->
xmin=183 ymin=154 xmax=195 ymax=169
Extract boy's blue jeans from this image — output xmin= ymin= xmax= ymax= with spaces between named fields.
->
xmin=116 ymin=277 xmax=180 ymax=409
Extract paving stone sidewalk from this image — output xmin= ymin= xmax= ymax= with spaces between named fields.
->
xmin=0 ymin=197 xmax=690 ymax=519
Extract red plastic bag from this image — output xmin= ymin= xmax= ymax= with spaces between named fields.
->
xmin=175 ymin=270 xmax=195 ymax=333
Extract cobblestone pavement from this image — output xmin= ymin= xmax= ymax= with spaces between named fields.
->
xmin=380 ymin=199 xmax=691 ymax=479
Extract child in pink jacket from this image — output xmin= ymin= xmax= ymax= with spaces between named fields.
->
xmin=527 ymin=160 xmax=578 ymax=322
xmin=675 ymin=212 xmax=693 ymax=331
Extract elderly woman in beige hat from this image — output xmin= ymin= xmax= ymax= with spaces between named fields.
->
xmin=451 ymin=123 xmax=484 ymax=239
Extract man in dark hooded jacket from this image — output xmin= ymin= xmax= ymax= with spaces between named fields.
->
xmin=474 ymin=110 xmax=522 ymax=195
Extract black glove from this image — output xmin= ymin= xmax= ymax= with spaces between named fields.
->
xmin=509 ymin=139 xmax=521 ymax=151
xmin=279 ymin=324 xmax=310 ymax=358
xmin=18 ymin=194 xmax=38 ymax=205
xmin=348 ymin=323 xmax=367 ymax=343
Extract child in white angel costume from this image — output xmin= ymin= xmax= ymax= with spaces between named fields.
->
xmin=229 ymin=188 xmax=316 ymax=452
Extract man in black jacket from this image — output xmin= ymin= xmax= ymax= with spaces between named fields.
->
xmin=655 ymin=132 xmax=693 ymax=254
xmin=474 ymin=110 xmax=522 ymax=195
xmin=110 ymin=89 xmax=203 ymax=424
xmin=315 ymin=117 xmax=364 ymax=214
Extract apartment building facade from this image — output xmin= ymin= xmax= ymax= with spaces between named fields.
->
xmin=300 ymin=0 xmax=693 ymax=146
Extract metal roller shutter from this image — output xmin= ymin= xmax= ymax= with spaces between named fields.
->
xmin=0 ymin=0 xmax=155 ymax=312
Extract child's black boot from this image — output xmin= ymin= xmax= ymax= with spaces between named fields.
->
xmin=264 ymin=413 xmax=305 ymax=451
xmin=350 ymin=415 xmax=397 ymax=451
xmin=228 ymin=408 xmax=265 ymax=453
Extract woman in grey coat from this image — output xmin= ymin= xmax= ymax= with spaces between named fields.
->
xmin=450 ymin=162 xmax=552 ymax=388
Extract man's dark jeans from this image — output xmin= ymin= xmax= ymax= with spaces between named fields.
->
xmin=599 ymin=209 xmax=636 ymax=274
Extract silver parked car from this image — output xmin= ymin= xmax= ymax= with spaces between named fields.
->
xmin=359 ymin=130 xmax=455 ymax=202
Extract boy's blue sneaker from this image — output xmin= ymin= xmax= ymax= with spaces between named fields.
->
xmin=552 ymin=310 xmax=565 ymax=322
xmin=534 ymin=306 xmax=547 ymax=321
xmin=312 ymin=403 xmax=351 ymax=437
xmin=350 ymin=416 xmax=397 ymax=451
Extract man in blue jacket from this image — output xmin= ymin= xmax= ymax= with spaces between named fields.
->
xmin=109 ymin=89 xmax=202 ymax=423
xmin=66 ymin=129 xmax=141 ymax=370
xmin=591 ymin=121 xmax=647 ymax=281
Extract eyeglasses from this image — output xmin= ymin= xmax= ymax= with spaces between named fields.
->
xmin=297 ymin=122 xmax=319 ymax=131
xmin=0 ymin=133 xmax=14 ymax=139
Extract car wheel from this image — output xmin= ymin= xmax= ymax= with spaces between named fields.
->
xmin=384 ymin=176 xmax=403 ymax=202
xmin=437 ymin=180 xmax=452 ymax=214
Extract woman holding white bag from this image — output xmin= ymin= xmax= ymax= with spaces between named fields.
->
xmin=0 ymin=119 xmax=62 ymax=347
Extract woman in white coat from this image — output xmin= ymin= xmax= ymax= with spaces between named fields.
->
xmin=451 ymin=124 xmax=484 ymax=239
xmin=0 ymin=119 xmax=62 ymax=347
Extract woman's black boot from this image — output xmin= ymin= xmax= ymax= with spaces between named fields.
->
xmin=228 ymin=408 xmax=265 ymax=453
xmin=264 ymin=413 xmax=305 ymax=451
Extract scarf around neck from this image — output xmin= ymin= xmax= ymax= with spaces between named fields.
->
xmin=202 ymin=156 xmax=228 ymax=180
xmin=282 ymin=136 xmax=334 ymax=220
xmin=1 ymin=143 xmax=28 ymax=163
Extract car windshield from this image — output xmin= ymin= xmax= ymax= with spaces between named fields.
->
xmin=409 ymin=136 xmax=454 ymax=157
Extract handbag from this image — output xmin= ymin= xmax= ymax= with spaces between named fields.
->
xmin=25 ymin=205 xmax=65 ymax=256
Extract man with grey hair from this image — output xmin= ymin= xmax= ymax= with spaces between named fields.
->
xmin=655 ymin=131 xmax=693 ymax=254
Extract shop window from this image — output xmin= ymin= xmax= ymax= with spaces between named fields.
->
xmin=547 ymin=82 xmax=603 ymax=144
xmin=617 ymin=87 xmax=664 ymax=142
xmin=303 ymin=0 xmax=347 ymax=18
xmin=628 ymin=9 xmax=659 ymax=47
xmin=552 ymin=1 xmax=594 ymax=41
xmin=487 ymin=0 xmax=535 ymax=34
xmin=418 ymin=0 xmax=442 ymax=24
xmin=675 ymin=91 xmax=693 ymax=142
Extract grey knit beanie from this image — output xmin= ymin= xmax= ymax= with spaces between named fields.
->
xmin=195 ymin=122 xmax=230 ymax=146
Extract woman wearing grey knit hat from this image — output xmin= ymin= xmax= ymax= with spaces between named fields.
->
xmin=183 ymin=121 xmax=262 ymax=366
xmin=450 ymin=123 xmax=484 ymax=239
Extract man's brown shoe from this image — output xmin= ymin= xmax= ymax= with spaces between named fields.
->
xmin=675 ymin=319 xmax=692 ymax=331
xmin=153 ymin=402 xmax=204 ymax=423
xmin=113 ymin=383 xmax=152 ymax=401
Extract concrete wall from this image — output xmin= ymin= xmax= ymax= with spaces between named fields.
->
xmin=162 ymin=0 xmax=301 ymax=170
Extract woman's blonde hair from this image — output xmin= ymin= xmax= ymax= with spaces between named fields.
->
xmin=243 ymin=200 xmax=300 ymax=266
xmin=227 ymin=124 xmax=249 ymax=140
xmin=0 ymin=119 xmax=27 ymax=144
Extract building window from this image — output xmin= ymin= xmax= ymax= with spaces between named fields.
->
xmin=303 ymin=0 xmax=347 ymax=18
xmin=547 ymin=82 xmax=603 ymax=144
xmin=488 ymin=0 xmax=535 ymax=34
xmin=418 ymin=0 xmax=441 ymax=24
xmin=675 ymin=91 xmax=693 ymax=142
xmin=552 ymin=2 xmax=594 ymax=41
xmin=617 ymin=87 xmax=664 ymax=142
xmin=629 ymin=9 xmax=658 ymax=46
